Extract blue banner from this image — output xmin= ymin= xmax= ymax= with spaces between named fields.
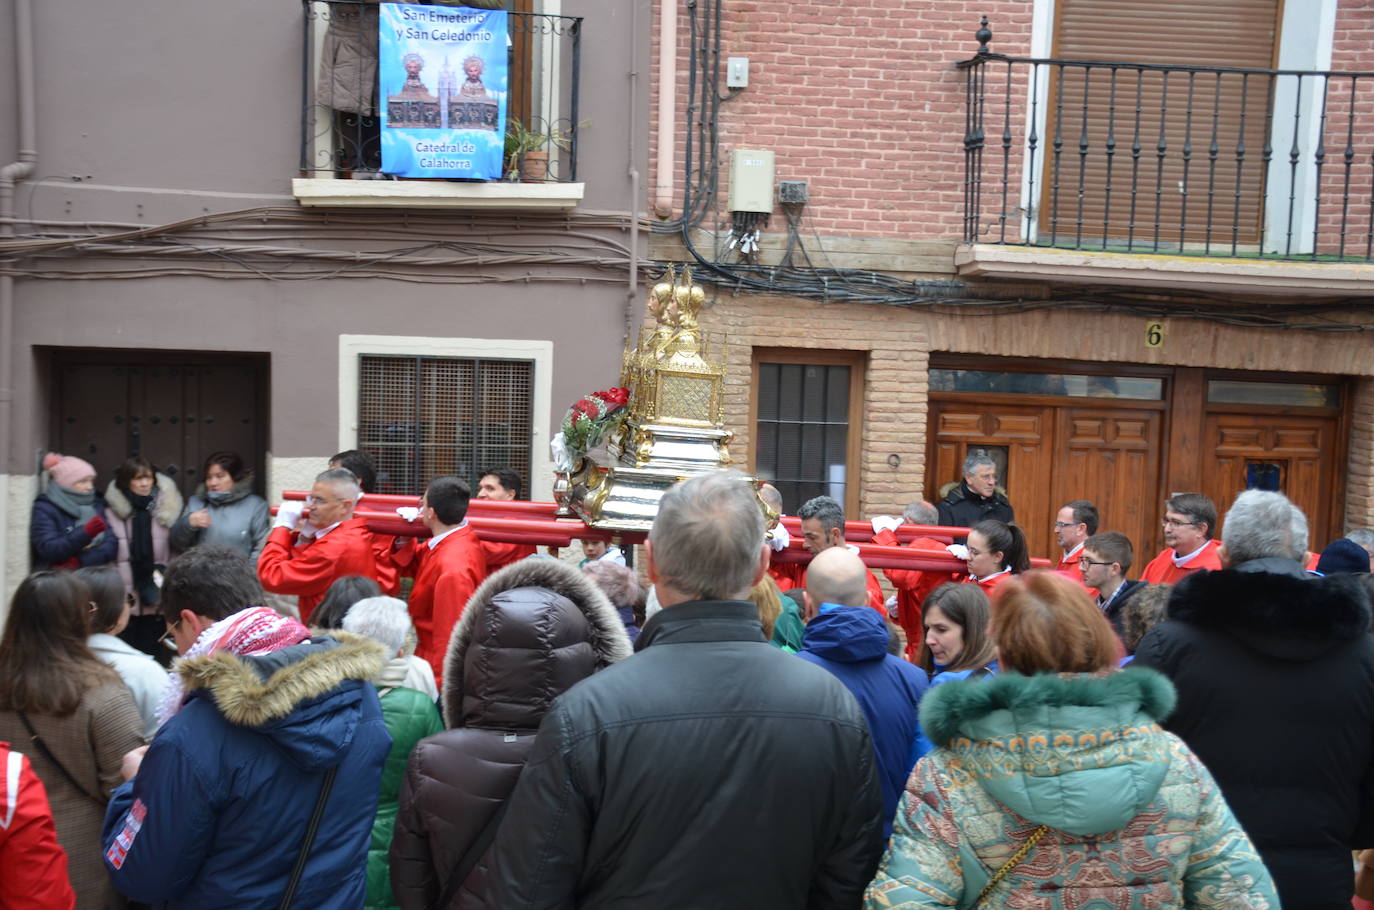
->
xmin=379 ymin=4 xmax=508 ymax=179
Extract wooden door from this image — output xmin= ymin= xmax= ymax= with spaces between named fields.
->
xmin=51 ymin=353 xmax=269 ymax=499
xmin=1204 ymin=412 xmax=1341 ymax=550
xmin=926 ymin=403 xmax=1055 ymax=558
xmin=1051 ymin=407 xmax=1165 ymax=566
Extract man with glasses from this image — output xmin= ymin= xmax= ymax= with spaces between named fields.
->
xmin=1139 ymin=493 xmax=1222 ymax=585
xmin=103 ymin=545 xmax=390 ymax=907
xmin=258 ymin=468 xmax=382 ymax=623
xmin=1079 ymin=531 xmax=1142 ymax=636
xmin=1053 ymin=499 xmax=1099 ymax=582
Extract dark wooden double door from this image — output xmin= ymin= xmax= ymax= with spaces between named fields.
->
xmin=928 ymin=364 xmax=1344 ymax=572
xmin=49 ymin=351 xmax=269 ymax=499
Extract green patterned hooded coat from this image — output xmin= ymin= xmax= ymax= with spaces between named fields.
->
xmin=864 ymin=668 xmax=1277 ymax=909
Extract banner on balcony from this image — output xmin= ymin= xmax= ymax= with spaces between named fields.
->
xmin=378 ymin=3 xmax=508 ymax=179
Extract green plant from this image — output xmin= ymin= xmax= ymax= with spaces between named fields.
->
xmin=503 ymin=118 xmax=576 ymax=180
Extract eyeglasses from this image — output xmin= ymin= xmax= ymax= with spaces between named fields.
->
xmin=1077 ymin=558 xmax=1114 ymax=569
xmin=159 ymin=619 xmax=182 ymax=652
xmin=305 ymin=495 xmax=346 ymax=507
xmin=965 ymin=546 xmax=984 ymax=558
xmin=1054 ymin=521 xmax=1083 ymax=530
xmin=1162 ymin=518 xmax=1199 ymax=529
xmin=125 ymin=592 xmax=136 ymax=608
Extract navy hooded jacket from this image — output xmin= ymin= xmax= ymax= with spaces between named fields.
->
xmin=799 ymin=605 xmax=928 ymax=838
xmin=102 ymin=634 xmax=392 ymax=908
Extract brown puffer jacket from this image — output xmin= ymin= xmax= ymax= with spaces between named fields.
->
xmin=388 ymin=557 xmax=632 ymax=910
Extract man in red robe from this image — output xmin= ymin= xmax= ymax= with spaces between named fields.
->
xmin=1140 ymin=493 xmax=1223 ymax=584
xmin=409 ymin=475 xmax=486 ymax=683
xmin=1053 ymin=500 xmax=1099 ymax=584
xmin=871 ymin=501 xmax=962 ymax=661
xmin=798 ymin=495 xmax=886 ymax=616
xmin=258 ymin=468 xmax=381 ymax=623
xmin=475 ymin=467 xmax=536 ymax=575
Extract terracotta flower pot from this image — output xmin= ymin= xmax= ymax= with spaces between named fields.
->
xmin=519 ymin=150 xmax=550 ymax=183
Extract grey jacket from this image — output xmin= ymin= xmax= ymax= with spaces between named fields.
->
xmin=169 ymin=474 xmax=271 ymax=563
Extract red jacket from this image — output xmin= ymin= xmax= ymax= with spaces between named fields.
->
xmin=768 ymin=552 xmax=886 ymax=615
xmin=479 ymin=539 xmax=537 ymax=577
xmin=410 ymin=525 xmax=487 ymax=684
xmin=1139 ymin=539 xmax=1224 ymax=585
xmin=0 ymin=743 xmax=75 ymax=910
xmin=257 ymin=517 xmax=381 ymax=624
xmin=963 ymin=570 xmax=1014 ymax=595
xmin=873 ymin=529 xmax=961 ymax=660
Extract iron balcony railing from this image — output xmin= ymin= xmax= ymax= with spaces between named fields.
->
xmin=959 ymin=18 xmax=1374 ymax=261
xmin=300 ymin=1 xmax=581 ymax=181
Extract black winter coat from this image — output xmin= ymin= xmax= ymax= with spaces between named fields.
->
xmin=1133 ymin=561 xmax=1374 ymax=910
xmin=389 ymin=558 xmax=633 ymax=910
xmin=935 ymin=480 xmax=1014 ymax=531
xmin=483 ymin=599 xmax=885 ymax=910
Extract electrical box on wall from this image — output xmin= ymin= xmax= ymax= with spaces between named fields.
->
xmin=729 ymin=149 xmax=775 ymax=213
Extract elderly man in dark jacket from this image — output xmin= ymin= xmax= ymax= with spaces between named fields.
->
xmin=484 ymin=471 xmax=885 ymax=909
xmin=935 ymin=453 xmax=1014 ymax=530
xmin=1134 ymin=490 xmax=1374 ymax=910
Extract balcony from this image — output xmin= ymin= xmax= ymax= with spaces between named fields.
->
xmin=956 ymin=20 xmax=1374 ymax=296
xmin=293 ymin=1 xmax=584 ymax=210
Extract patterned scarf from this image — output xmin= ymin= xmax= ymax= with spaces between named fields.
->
xmin=155 ymin=607 xmax=312 ymax=726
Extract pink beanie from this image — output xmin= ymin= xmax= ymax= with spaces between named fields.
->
xmin=42 ymin=452 xmax=97 ymax=489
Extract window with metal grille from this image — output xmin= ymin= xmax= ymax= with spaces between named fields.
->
xmin=358 ymin=355 xmax=533 ymax=495
xmin=752 ymin=350 xmax=865 ymax=516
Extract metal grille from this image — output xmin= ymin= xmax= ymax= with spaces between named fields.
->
xmin=358 ymin=355 xmax=533 ymax=495
xmin=754 ymin=363 xmax=851 ymax=511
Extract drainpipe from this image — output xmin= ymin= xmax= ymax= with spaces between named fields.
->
xmin=652 ymin=0 xmax=676 ymax=219
xmin=0 ymin=0 xmax=37 ymax=597
xmin=626 ymin=0 xmax=642 ymax=348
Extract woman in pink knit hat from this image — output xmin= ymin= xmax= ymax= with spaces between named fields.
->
xmin=30 ymin=451 xmax=117 ymax=570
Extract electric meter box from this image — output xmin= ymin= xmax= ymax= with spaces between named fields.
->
xmin=729 ymin=149 xmax=775 ymax=213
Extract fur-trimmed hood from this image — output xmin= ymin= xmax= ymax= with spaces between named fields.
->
xmin=175 ymin=631 xmax=387 ymax=770
xmin=1167 ymin=566 xmax=1371 ymax=660
xmin=441 ymin=556 xmax=633 ymax=728
xmin=104 ymin=473 xmax=183 ymax=526
xmin=920 ymin=669 xmax=1179 ymax=835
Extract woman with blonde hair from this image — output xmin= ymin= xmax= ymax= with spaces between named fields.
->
xmin=0 ymin=571 xmax=145 ymax=909
xmin=867 ymin=571 xmax=1277 ymax=906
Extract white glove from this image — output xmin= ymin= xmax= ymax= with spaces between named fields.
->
xmin=766 ymin=523 xmax=791 ymax=552
xmin=395 ymin=506 xmax=421 ymax=522
xmin=885 ymin=595 xmax=899 ymax=618
xmin=945 ymin=543 xmax=969 ymax=560
xmin=871 ymin=515 xmax=902 ymax=535
xmin=274 ymin=501 xmax=305 ymax=530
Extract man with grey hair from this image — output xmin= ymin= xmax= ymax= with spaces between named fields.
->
xmin=1135 ymin=489 xmax=1374 ymax=907
xmin=935 ymin=452 xmax=1014 ymax=530
xmin=1346 ymin=528 xmax=1374 ymax=571
xmin=799 ymin=548 xmax=927 ymax=841
xmin=258 ymin=467 xmax=382 ymax=623
xmin=486 ymin=471 xmax=885 ymax=908
xmin=871 ymin=499 xmax=960 ymax=660
xmin=798 ymin=494 xmax=887 ymax=614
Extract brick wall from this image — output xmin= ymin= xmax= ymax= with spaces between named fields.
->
xmin=1316 ymin=1 xmax=1374 ymax=256
xmin=649 ymin=0 xmax=1034 ymax=238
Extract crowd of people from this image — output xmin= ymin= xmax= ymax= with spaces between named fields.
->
xmin=4 ymin=446 xmax=1374 ymax=907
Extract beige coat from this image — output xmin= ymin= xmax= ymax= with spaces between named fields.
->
xmin=0 ymin=680 xmax=145 ymax=909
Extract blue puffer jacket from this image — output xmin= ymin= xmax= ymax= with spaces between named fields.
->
xmin=30 ymin=494 xmax=117 ymax=568
xmin=102 ymin=633 xmax=393 ymax=909
xmin=799 ymin=605 xmax=928 ymax=839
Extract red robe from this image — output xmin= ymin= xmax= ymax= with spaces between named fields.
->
xmin=410 ymin=525 xmax=487 ymax=684
xmin=479 ymin=539 xmax=537 ymax=577
xmin=1057 ymin=547 xmax=1086 ymax=583
xmin=767 ymin=560 xmax=805 ymax=592
xmin=1 ymin=744 xmax=75 ymax=908
xmin=1139 ymin=539 xmax=1223 ymax=585
xmin=963 ymin=570 xmax=1014 ymax=596
xmin=258 ymin=517 xmax=381 ymax=624
xmin=873 ymin=529 xmax=961 ymax=660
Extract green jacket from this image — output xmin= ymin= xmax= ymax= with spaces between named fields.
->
xmin=865 ymin=669 xmax=1277 ymax=908
xmin=367 ymin=685 xmax=443 ymax=910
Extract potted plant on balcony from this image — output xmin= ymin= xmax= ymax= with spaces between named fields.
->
xmin=503 ymin=117 xmax=574 ymax=183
